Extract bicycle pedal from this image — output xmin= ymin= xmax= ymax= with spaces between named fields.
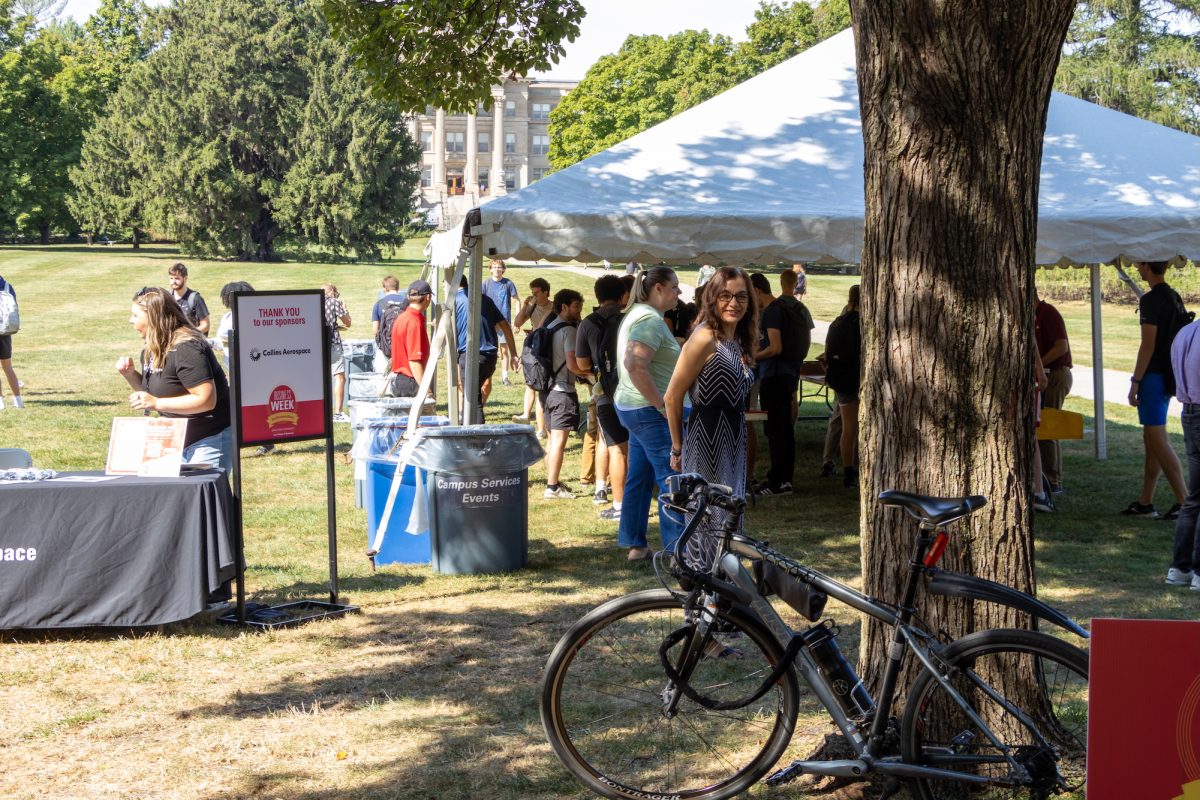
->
xmin=765 ymin=760 xmax=805 ymax=786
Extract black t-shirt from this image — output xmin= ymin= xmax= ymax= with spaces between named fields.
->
xmin=1139 ymin=283 xmax=1185 ymax=376
xmin=824 ymin=309 xmax=861 ymax=395
xmin=758 ymin=299 xmax=800 ymax=379
xmin=577 ymin=304 xmax=624 ymax=401
xmin=141 ymin=336 xmax=231 ymax=447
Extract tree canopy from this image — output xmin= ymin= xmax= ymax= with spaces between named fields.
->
xmin=1056 ymin=0 xmax=1200 ymax=135
xmin=70 ymin=0 xmax=420 ymax=260
xmin=547 ymin=0 xmax=850 ymax=170
xmin=321 ymin=0 xmax=585 ymax=113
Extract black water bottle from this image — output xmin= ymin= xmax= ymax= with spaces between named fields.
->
xmin=801 ymin=622 xmax=875 ymax=720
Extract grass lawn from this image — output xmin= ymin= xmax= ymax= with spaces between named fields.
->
xmin=0 ymin=245 xmax=1193 ymax=799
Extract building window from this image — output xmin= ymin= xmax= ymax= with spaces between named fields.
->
xmin=504 ymin=132 xmax=517 ymax=154
xmin=477 ymin=131 xmax=490 ymax=153
xmin=446 ymin=131 xmax=464 ymax=153
xmin=505 ymin=99 xmax=517 ymax=117
xmin=530 ymin=168 xmax=546 ymax=182
xmin=532 ymin=102 xmax=551 ymax=120
xmin=420 ymin=167 xmax=432 ymax=188
xmin=424 ymin=105 xmax=435 ymax=117
xmin=478 ymin=168 xmax=489 ymax=191
xmin=420 ymin=130 xmax=433 ymax=152
xmin=476 ymin=101 xmax=490 ymax=117
xmin=505 ymin=172 xmax=517 ymax=190
xmin=531 ymin=134 xmax=549 ymax=156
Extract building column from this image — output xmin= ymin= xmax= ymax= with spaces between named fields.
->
xmin=491 ymin=87 xmax=506 ymax=196
xmin=433 ymin=108 xmax=446 ymax=192
xmin=466 ymin=113 xmax=478 ymax=196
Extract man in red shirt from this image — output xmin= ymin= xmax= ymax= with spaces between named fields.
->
xmin=1035 ymin=291 xmax=1072 ymax=494
xmin=388 ymin=280 xmax=432 ymax=397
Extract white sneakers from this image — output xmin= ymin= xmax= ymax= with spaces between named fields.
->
xmin=0 ymin=396 xmax=23 ymax=409
xmin=544 ymin=485 xmax=575 ymax=500
xmin=1165 ymin=567 xmax=1200 ymax=590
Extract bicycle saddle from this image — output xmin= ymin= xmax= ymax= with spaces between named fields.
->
xmin=877 ymin=490 xmax=987 ymax=526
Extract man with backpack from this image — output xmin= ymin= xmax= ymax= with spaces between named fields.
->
xmin=0 ymin=273 xmax=23 ymax=410
xmin=576 ymin=275 xmax=631 ymax=518
xmin=751 ymin=272 xmax=805 ymax=496
xmin=372 ymin=275 xmax=408 ymax=373
xmin=532 ymin=289 xmax=588 ymax=499
xmin=1125 ymin=260 xmax=1191 ymax=519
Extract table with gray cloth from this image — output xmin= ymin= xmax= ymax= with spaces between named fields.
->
xmin=0 ymin=470 xmax=236 ymax=629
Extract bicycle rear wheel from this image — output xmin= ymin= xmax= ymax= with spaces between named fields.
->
xmin=900 ymin=628 xmax=1088 ymax=799
xmin=540 ymin=588 xmax=799 ymax=800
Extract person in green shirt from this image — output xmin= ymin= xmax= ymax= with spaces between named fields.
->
xmin=614 ymin=266 xmax=685 ymax=561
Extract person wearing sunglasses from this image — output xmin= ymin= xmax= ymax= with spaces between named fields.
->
xmin=116 ymin=287 xmax=232 ymax=470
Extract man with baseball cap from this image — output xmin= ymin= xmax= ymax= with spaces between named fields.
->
xmin=386 ymin=279 xmax=433 ymax=397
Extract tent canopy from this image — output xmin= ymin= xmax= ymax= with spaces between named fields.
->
xmin=478 ymin=28 xmax=1200 ymax=267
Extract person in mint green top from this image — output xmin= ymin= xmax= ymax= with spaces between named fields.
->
xmin=615 ymin=266 xmax=686 ymax=561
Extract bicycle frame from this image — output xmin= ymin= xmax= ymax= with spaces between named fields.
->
xmin=671 ymin=484 xmax=1084 ymax=787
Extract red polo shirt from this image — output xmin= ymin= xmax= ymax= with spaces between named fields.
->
xmin=391 ymin=305 xmax=429 ymax=377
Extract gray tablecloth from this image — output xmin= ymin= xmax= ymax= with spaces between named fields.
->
xmin=0 ymin=470 xmax=236 ymax=629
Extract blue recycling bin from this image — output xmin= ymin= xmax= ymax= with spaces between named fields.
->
xmin=362 ymin=416 xmax=447 ymax=565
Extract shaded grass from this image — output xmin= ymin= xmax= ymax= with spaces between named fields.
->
xmin=0 ymin=245 xmax=1190 ymax=799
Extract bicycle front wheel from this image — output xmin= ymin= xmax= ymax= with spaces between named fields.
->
xmin=900 ymin=628 xmax=1088 ymax=800
xmin=540 ymin=588 xmax=799 ymax=800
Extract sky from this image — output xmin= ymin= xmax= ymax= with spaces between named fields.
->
xmin=62 ymin=0 xmax=764 ymax=81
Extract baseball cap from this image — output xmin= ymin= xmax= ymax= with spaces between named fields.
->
xmin=407 ymin=279 xmax=433 ymax=297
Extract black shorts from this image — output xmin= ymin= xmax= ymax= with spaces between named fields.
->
xmin=457 ymin=350 xmax=498 ymax=384
xmin=541 ymin=390 xmax=580 ymax=431
xmin=0 ymin=335 xmax=10 ymax=360
xmin=596 ymin=402 xmax=629 ymax=446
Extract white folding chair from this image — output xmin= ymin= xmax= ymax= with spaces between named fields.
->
xmin=0 ymin=448 xmax=33 ymax=468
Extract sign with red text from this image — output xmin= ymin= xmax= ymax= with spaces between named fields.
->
xmin=1089 ymin=618 xmax=1200 ymax=799
xmin=232 ymin=291 xmax=327 ymax=445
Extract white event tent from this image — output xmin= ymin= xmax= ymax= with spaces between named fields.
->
xmin=438 ymin=28 xmax=1200 ymax=455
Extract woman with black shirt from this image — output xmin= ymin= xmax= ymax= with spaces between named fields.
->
xmin=116 ymin=287 xmax=232 ymax=470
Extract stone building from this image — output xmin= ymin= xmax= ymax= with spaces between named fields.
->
xmin=412 ymin=78 xmax=577 ymax=228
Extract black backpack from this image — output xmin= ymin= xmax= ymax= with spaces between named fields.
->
xmin=584 ymin=309 xmax=625 ymax=398
xmin=521 ymin=318 xmax=568 ymax=392
xmin=375 ymin=300 xmax=407 ymax=358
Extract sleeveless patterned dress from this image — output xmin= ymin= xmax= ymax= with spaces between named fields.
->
xmin=682 ymin=337 xmax=754 ymax=571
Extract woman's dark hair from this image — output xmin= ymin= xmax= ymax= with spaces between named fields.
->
xmin=696 ymin=266 xmax=759 ymax=364
xmin=220 ymin=281 xmax=255 ymax=309
xmin=626 ymin=266 xmax=676 ymax=310
xmin=848 ymin=284 xmax=860 ymax=309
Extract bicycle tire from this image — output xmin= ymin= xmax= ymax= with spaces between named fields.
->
xmin=540 ymin=588 xmax=800 ymax=800
xmin=900 ymin=628 xmax=1088 ymax=800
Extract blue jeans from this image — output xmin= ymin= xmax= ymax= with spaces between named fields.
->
xmin=616 ymin=405 xmax=683 ymax=552
xmin=1172 ymin=408 xmax=1200 ymax=571
xmin=184 ymin=427 xmax=232 ymax=472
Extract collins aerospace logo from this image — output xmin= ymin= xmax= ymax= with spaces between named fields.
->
xmin=250 ymin=348 xmax=262 ymax=362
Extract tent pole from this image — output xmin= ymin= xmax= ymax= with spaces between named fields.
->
xmin=1091 ymin=263 xmax=1107 ymax=460
xmin=464 ymin=241 xmax=483 ymax=424
xmin=444 ymin=263 xmax=459 ymax=425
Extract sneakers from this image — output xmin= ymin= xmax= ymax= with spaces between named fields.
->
xmin=755 ymin=482 xmax=793 ymax=497
xmin=1160 ymin=503 xmax=1183 ymax=521
xmin=593 ymin=486 xmax=609 ymax=505
xmin=544 ymin=485 xmax=575 ymax=499
xmin=598 ymin=506 xmax=621 ymax=521
xmin=501 ymin=376 xmax=512 ymax=386
xmin=1120 ymin=501 xmax=1157 ymax=517
xmin=1050 ymin=482 xmax=1064 ymax=495
xmin=254 ymin=444 xmax=275 ymax=457
xmin=5 ymin=396 xmax=24 ymax=409
xmin=1033 ymin=494 xmax=1056 ymax=513
xmin=1166 ymin=567 xmax=1195 ymax=586
xmin=819 ymin=461 xmax=837 ymax=478
xmin=843 ymin=467 xmax=858 ymax=488
xmin=332 ymin=412 xmax=350 ymax=423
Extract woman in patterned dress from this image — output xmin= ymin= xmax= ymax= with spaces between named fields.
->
xmin=664 ymin=267 xmax=759 ymax=571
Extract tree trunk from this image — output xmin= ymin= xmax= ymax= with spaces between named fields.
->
xmin=38 ymin=222 xmax=50 ymax=245
xmin=132 ymin=228 xmax=142 ymax=249
xmin=849 ymin=1 xmax=1076 ymax=695
xmin=249 ymin=208 xmax=281 ymax=262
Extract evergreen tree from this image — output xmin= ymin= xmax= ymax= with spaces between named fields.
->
xmin=71 ymin=0 xmax=420 ymax=260
xmin=1056 ymin=0 xmax=1200 ymax=135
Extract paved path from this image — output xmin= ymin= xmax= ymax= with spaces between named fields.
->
xmin=545 ymin=264 xmax=1171 ymax=416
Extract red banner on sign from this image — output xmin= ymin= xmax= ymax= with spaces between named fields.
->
xmin=1089 ymin=618 xmax=1200 ymax=799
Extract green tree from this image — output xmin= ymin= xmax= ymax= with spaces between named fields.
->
xmin=71 ymin=0 xmax=420 ymax=260
xmin=547 ymin=30 xmax=742 ymax=169
xmin=321 ymin=0 xmax=585 ymax=113
xmin=1055 ymin=0 xmax=1200 ymax=135
xmin=736 ymin=0 xmax=850 ymax=75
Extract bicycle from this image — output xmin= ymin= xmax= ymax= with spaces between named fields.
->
xmin=540 ymin=473 xmax=1089 ymax=800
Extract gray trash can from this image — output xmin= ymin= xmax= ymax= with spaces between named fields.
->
xmin=343 ymin=339 xmax=376 ymax=406
xmin=407 ymin=424 xmax=544 ymax=574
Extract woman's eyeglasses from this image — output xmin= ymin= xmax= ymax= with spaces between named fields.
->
xmin=716 ymin=291 xmax=750 ymax=306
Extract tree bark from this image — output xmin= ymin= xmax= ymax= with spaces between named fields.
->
xmin=38 ymin=221 xmax=49 ymax=245
xmin=849 ymin=1 xmax=1076 ymax=693
xmin=132 ymin=228 xmax=142 ymax=249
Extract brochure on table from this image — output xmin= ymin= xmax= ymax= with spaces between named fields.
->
xmin=233 ymin=291 xmax=327 ymax=445
xmin=105 ymin=416 xmax=188 ymax=476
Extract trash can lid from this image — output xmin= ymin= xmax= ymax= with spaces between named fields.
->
xmin=361 ymin=415 xmax=448 ymax=429
xmin=407 ymin=424 xmax=544 ymax=476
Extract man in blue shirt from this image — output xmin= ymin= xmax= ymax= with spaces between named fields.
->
xmin=455 ymin=276 xmax=518 ymax=421
xmin=481 ymin=259 xmax=520 ymax=387
xmin=371 ymin=275 xmax=408 ymax=372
